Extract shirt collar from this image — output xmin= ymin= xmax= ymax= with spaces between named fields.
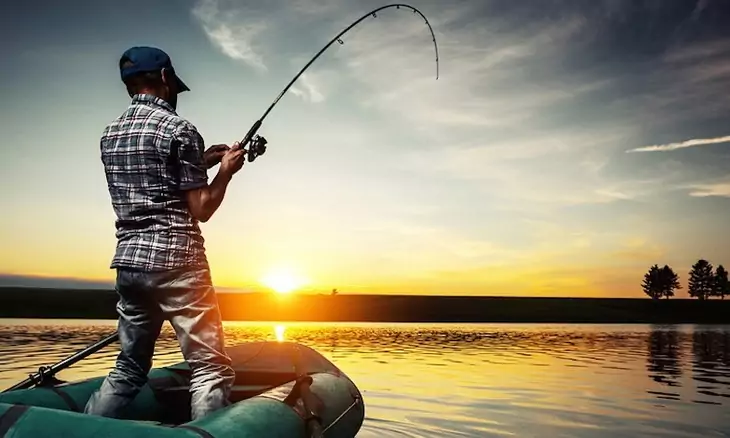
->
xmin=131 ymin=94 xmax=176 ymax=114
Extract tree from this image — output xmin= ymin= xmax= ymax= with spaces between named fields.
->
xmin=660 ymin=265 xmax=681 ymax=299
xmin=688 ymin=259 xmax=714 ymax=300
xmin=713 ymin=265 xmax=729 ymax=300
xmin=642 ymin=265 xmax=663 ymax=299
xmin=642 ymin=264 xmax=681 ymax=299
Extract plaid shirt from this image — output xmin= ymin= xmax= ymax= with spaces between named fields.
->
xmin=101 ymin=94 xmax=210 ymax=271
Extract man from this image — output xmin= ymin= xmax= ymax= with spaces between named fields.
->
xmin=84 ymin=46 xmax=245 ymax=421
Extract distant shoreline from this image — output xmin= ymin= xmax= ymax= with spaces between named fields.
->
xmin=2 ymin=287 xmax=729 ymax=324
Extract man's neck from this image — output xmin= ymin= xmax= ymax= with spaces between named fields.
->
xmin=132 ymin=93 xmax=176 ymax=113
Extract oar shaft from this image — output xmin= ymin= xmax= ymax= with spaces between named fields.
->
xmin=51 ymin=332 xmax=119 ymax=375
xmin=2 ymin=331 xmax=119 ymax=393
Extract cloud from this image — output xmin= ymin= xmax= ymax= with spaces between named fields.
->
xmin=686 ymin=180 xmax=730 ymax=198
xmin=626 ymin=135 xmax=730 ymax=153
xmin=290 ymin=73 xmax=325 ymax=103
xmin=663 ymin=37 xmax=730 ymax=64
xmin=191 ymin=0 xmax=268 ymax=71
xmin=628 ymin=37 xmax=730 ymax=127
xmin=608 ymin=238 xmax=668 ymax=262
xmin=333 ymin=10 xmax=599 ymax=135
xmin=396 ymin=124 xmax=657 ymax=207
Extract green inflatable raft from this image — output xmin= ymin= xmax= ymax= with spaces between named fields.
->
xmin=0 ymin=341 xmax=364 ymax=437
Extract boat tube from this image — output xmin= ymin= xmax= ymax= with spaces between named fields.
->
xmin=0 ymin=341 xmax=364 ymax=437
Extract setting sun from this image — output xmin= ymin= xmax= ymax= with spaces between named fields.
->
xmin=260 ymin=266 xmax=308 ymax=294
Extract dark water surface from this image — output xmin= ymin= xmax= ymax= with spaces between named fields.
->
xmin=1 ymin=320 xmax=729 ymax=437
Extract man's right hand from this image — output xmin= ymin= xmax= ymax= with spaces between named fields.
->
xmin=219 ymin=142 xmax=246 ymax=179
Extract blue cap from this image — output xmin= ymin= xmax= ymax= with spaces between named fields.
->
xmin=119 ymin=46 xmax=190 ymax=92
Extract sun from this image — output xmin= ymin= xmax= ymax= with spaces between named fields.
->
xmin=260 ymin=266 xmax=307 ymax=294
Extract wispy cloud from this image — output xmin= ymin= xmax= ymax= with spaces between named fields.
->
xmin=290 ymin=73 xmax=325 ymax=103
xmin=334 ymin=11 xmax=597 ymax=134
xmin=398 ymin=125 xmax=653 ymax=207
xmin=191 ymin=0 xmax=268 ymax=71
xmin=686 ymin=180 xmax=730 ymax=198
xmin=626 ymin=135 xmax=730 ymax=153
xmin=663 ymin=37 xmax=730 ymax=64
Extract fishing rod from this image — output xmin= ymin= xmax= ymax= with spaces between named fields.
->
xmin=239 ymin=3 xmax=440 ymax=162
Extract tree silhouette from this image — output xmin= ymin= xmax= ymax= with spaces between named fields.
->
xmin=688 ymin=259 xmax=714 ymax=300
xmin=714 ymin=265 xmax=729 ymax=300
xmin=642 ymin=264 xmax=681 ymax=299
xmin=642 ymin=265 xmax=663 ymax=299
xmin=660 ymin=265 xmax=681 ymax=299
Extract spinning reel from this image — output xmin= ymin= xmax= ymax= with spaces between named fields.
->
xmin=245 ymin=134 xmax=268 ymax=162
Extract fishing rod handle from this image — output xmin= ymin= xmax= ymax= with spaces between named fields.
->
xmin=239 ymin=119 xmax=262 ymax=150
xmin=238 ymin=119 xmax=268 ymax=163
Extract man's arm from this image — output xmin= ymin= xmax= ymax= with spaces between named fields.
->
xmin=185 ymin=169 xmax=233 ymax=223
xmin=203 ymin=144 xmax=230 ymax=169
xmin=174 ymin=124 xmax=245 ymax=223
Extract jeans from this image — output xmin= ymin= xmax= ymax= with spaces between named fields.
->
xmin=84 ymin=266 xmax=236 ymax=421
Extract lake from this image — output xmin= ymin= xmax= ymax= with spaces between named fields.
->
xmin=0 ymin=320 xmax=729 ymax=437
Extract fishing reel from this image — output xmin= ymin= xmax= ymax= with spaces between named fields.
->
xmin=246 ymin=134 xmax=268 ymax=162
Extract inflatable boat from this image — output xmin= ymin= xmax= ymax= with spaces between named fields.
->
xmin=0 ymin=341 xmax=364 ymax=437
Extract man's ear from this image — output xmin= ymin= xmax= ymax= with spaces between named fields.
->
xmin=160 ymin=68 xmax=171 ymax=87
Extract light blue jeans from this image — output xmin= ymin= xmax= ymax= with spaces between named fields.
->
xmin=84 ymin=266 xmax=236 ymax=421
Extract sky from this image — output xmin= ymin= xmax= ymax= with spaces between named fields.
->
xmin=1 ymin=0 xmax=729 ymax=297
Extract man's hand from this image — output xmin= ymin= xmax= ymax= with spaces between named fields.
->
xmin=185 ymin=142 xmax=245 ymax=223
xmin=219 ymin=142 xmax=246 ymax=179
xmin=203 ymin=144 xmax=230 ymax=169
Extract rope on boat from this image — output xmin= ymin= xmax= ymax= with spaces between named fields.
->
xmin=320 ymin=395 xmax=362 ymax=434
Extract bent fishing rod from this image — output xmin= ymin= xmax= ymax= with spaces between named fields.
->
xmin=239 ymin=3 xmax=440 ymax=162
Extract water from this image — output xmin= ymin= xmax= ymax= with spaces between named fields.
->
xmin=1 ymin=320 xmax=729 ymax=437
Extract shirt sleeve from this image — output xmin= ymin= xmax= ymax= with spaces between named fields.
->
xmin=173 ymin=122 xmax=209 ymax=190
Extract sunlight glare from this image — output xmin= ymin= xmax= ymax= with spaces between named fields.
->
xmin=261 ymin=266 xmax=308 ymax=294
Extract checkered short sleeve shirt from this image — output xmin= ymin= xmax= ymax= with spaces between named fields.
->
xmin=101 ymin=94 xmax=210 ymax=271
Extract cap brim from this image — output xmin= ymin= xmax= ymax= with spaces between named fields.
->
xmin=176 ymin=75 xmax=190 ymax=92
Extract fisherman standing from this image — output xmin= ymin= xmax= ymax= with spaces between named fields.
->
xmin=85 ymin=46 xmax=245 ymax=420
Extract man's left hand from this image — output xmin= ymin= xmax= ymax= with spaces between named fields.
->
xmin=204 ymin=144 xmax=231 ymax=169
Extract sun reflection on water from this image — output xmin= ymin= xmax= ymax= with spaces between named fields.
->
xmin=274 ymin=324 xmax=286 ymax=342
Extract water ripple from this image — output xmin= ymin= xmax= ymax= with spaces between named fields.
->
xmin=0 ymin=321 xmax=729 ymax=436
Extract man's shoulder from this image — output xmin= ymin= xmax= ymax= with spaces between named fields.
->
xmin=133 ymin=102 xmax=194 ymax=134
xmin=168 ymin=114 xmax=200 ymax=137
xmin=168 ymin=116 xmax=204 ymax=149
xmin=101 ymin=103 xmax=197 ymax=141
xmin=142 ymin=106 xmax=199 ymax=140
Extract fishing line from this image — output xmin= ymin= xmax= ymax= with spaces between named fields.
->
xmin=240 ymin=3 xmax=440 ymax=161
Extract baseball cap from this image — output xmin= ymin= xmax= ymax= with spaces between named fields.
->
xmin=119 ymin=46 xmax=190 ymax=92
